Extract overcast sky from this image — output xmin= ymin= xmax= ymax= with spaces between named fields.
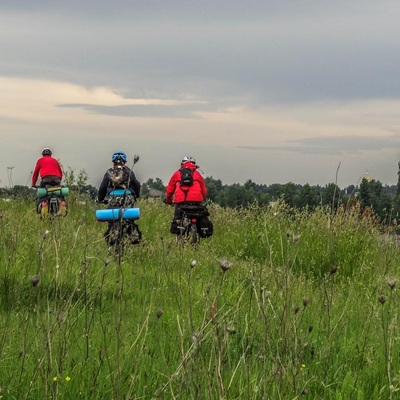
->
xmin=1 ymin=0 xmax=400 ymax=189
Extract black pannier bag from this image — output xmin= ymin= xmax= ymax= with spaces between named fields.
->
xmin=170 ymin=204 xmax=213 ymax=237
xmin=180 ymin=204 xmax=213 ymax=239
xmin=180 ymin=204 xmax=209 ymax=218
xmin=170 ymin=219 xmax=180 ymax=234
xmin=197 ymin=216 xmax=213 ymax=238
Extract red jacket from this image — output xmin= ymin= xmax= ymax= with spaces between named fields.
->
xmin=166 ymin=162 xmax=207 ymax=204
xmin=32 ymin=156 xmax=63 ymax=186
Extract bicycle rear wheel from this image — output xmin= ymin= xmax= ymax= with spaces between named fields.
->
xmin=189 ymin=223 xmax=200 ymax=245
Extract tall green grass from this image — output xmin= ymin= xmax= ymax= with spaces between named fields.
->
xmin=0 ymin=198 xmax=399 ymax=399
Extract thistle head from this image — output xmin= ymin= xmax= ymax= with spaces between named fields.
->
xmin=30 ymin=275 xmax=40 ymax=287
xmin=387 ymin=278 xmax=398 ymax=290
xmin=219 ymin=259 xmax=233 ymax=273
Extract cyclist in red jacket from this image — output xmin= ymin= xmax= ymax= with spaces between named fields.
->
xmin=165 ymin=156 xmax=209 ymax=234
xmin=165 ymin=156 xmax=207 ymax=206
xmin=32 ymin=147 xmax=63 ymax=188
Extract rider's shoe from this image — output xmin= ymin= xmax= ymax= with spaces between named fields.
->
xmin=130 ymin=231 xmax=141 ymax=244
xmin=40 ymin=201 xmax=49 ymax=218
xmin=130 ymin=224 xmax=142 ymax=244
xmin=59 ymin=201 xmax=67 ymax=217
xmin=131 ymin=238 xmax=140 ymax=245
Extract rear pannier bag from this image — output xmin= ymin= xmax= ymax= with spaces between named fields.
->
xmin=197 ymin=216 xmax=213 ymax=238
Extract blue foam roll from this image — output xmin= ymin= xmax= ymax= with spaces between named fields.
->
xmin=109 ymin=189 xmax=132 ymax=196
xmin=95 ymin=209 xmax=122 ymax=221
xmin=123 ymin=208 xmax=140 ymax=219
xmin=96 ymin=208 xmax=140 ymax=222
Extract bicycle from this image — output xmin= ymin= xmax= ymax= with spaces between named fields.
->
xmin=96 ymin=189 xmax=141 ymax=251
xmin=36 ymin=185 xmax=69 ymax=218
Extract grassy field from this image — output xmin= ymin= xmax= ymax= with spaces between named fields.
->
xmin=1 ymin=197 xmax=400 ymax=399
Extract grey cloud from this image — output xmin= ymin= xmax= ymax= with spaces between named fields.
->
xmin=2 ymin=1 xmax=400 ymax=107
xmin=57 ymin=102 xmax=217 ymax=118
xmin=240 ymin=134 xmax=400 ymax=155
xmin=0 ymin=1 xmax=384 ymax=24
xmin=3 ymin=0 xmax=400 ymax=189
xmin=0 ymin=1 xmax=328 ymax=20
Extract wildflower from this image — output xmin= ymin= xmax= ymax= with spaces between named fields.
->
xmin=191 ymin=332 xmax=201 ymax=343
xmin=387 ymin=278 xmax=398 ymax=290
xmin=30 ymin=275 xmax=40 ymax=287
xmin=156 ymin=309 xmax=164 ymax=318
xmin=261 ymin=288 xmax=272 ymax=298
xmin=53 ymin=377 xmax=58 ymax=382
xmin=219 ymin=259 xmax=233 ymax=273
xmin=190 ymin=260 xmax=197 ymax=268
xmin=300 ymin=363 xmax=306 ymax=370
xmin=43 ymin=230 xmax=50 ymax=239
xmin=302 ymin=297 xmax=309 ymax=308
xmin=378 ymin=295 xmax=386 ymax=305
xmin=260 ymin=287 xmax=272 ymax=299
xmin=209 ymin=302 xmax=218 ymax=318
xmin=104 ymin=259 xmax=110 ymax=266
xmin=226 ymin=322 xmax=237 ymax=334
xmin=292 ymin=234 xmax=301 ymax=244
xmin=204 ymin=284 xmax=211 ymax=295
xmin=65 ymin=376 xmax=71 ymax=382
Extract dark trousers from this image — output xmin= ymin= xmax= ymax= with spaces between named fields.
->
xmin=40 ymin=175 xmax=61 ymax=188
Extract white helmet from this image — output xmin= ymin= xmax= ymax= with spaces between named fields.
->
xmin=42 ymin=147 xmax=52 ymax=156
xmin=181 ymin=156 xmax=196 ymax=166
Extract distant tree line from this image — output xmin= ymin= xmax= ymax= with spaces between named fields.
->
xmin=3 ymin=164 xmax=400 ymax=225
xmin=140 ymin=171 xmax=400 ymax=226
